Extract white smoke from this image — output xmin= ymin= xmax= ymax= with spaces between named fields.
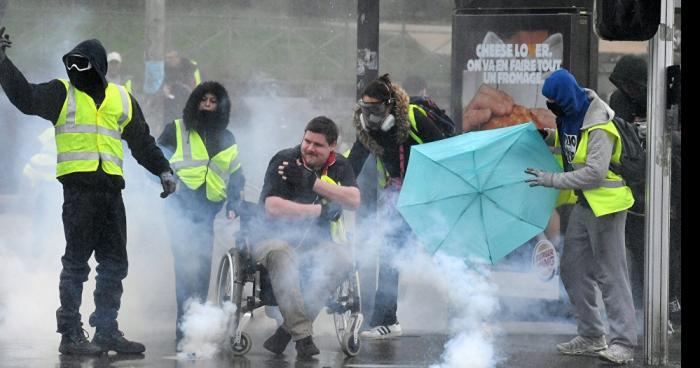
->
xmin=176 ymin=299 xmax=236 ymax=359
xmin=389 ymin=245 xmax=501 ymax=368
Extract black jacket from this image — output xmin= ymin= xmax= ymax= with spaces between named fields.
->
xmin=0 ymin=40 xmax=170 ymax=191
xmin=157 ymin=81 xmax=245 ymax=214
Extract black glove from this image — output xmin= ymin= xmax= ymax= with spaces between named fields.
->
xmin=320 ymin=202 xmax=343 ymax=222
xmin=159 ymin=171 xmax=177 ymax=198
xmin=278 ymin=160 xmax=316 ymax=189
xmin=0 ymin=26 xmax=13 ymax=63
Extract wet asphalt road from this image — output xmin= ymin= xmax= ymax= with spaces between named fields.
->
xmin=0 ymin=329 xmax=681 ymax=367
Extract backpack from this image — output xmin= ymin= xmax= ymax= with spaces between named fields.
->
xmin=409 ymin=96 xmax=456 ymax=138
xmin=609 ymin=116 xmax=646 ymax=212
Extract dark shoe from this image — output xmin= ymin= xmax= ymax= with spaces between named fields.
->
xmin=59 ymin=327 xmax=103 ymax=355
xmin=263 ymin=326 xmax=292 ymax=355
xmin=295 ymin=336 xmax=320 ymax=359
xmin=92 ymin=330 xmax=145 ymax=354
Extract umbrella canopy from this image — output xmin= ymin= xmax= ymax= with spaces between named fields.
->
xmin=396 ymin=122 xmax=561 ymax=264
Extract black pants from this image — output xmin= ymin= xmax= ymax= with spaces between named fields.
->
xmin=56 ymin=187 xmax=128 ymax=334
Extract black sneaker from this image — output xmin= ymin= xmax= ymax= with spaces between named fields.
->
xmin=263 ymin=326 xmax=292 ymax=355
xmin=59 ymin=327 xmax=103 ymax=355
xmin=92 ymin=329 xmax=145 ymax=354
xmin=295 ymin=336 xmax=320 ymax=359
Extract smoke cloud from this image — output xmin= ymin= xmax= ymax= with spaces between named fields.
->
xmin=176 ymin=300 xmax=236 ymax=359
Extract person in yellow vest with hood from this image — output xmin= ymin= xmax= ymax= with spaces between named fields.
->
xmin=525 ymin=68 xmax=636 ymax=365
xmin=156 ymin=81 xmax=245 ymax=349
xmin=0 ymin=27 xmax=176 ymax=355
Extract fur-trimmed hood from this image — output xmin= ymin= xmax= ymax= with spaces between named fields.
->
xmin=352 ymin=83 xmax=411 ymax=156
xmin=182 ymin=81 xmax=231 ymax=131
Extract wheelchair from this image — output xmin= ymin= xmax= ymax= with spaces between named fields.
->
xmin=214 ymin=205 xmax=363 ymax=357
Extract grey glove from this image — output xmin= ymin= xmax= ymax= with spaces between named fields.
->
xmin=320 ymin=202 xmax=343 ymax=222
xmin=159 ymin=171 xmax=177 ymax=198
xmin=524 ymin=167 xmax=554 ymax=187
xmin=0 ymin=26 xmax=12 ymax=63
xmin=279 ymin=160 xmax=316 ymax=190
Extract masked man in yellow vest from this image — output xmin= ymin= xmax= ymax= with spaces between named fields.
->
xmin=256 ymin=116 xmax=360 ymax=359
xmin=524 ymin=69 xmax=636 ymax=365
xmin=346 ymin=74 xmax=445 ymax=339
xmin=0 ymin=28 xmax=177 ymax=355
xmin=157 ymin=81 xmax=245 ymax=350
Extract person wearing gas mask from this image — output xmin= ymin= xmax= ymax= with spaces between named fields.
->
xmin=524 ymin=69 xmax=637 ymax=365
xmin=156 ymin=81 xmax=245 ymax=350
xmin=347 ymin=74 xmax=445 ymax=339
xmin=0 ymin=28 xmax=176 ymax=355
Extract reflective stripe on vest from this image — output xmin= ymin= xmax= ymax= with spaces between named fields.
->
xmin=169 ymin=119 xmax=240 ymax=202
xmin=552 ymin=121 xmax=634 ymax=216
xmin=320 ymin=175 xmax=347 ymax=244
xmin=54 ymin=80 xmax=132 ymax=177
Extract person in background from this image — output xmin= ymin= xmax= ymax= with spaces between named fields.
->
xmin=401 ymin=75 xmax=427 ymax=98
xmin=0 ymin=27 xmax=176 ymax=355
xmin=105 ymin=51 xmax=133 ymax=93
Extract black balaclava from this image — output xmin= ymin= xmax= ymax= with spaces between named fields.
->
xmin=62 ymin=39 xmax=108 ymax=102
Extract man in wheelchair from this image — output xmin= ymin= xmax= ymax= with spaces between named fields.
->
xmin=254 ymin=116 xmax=360 ymax=359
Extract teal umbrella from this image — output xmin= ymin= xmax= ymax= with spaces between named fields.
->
xmin=396 ymin=122 xmax=561 ymax=264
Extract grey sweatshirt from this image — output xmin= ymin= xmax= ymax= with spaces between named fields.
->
xmin=544 ymin=89 xmax=617 ymax=190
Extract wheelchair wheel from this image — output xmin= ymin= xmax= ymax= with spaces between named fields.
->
xmin=341 ymin=330 xmax=361 ymax=356
xmin=230 ymin=331 xmax=252 ymax=356
xmin=332 ymin=271 xmax=362 ymax=356
xmin=216 ymin=249 xmax=243 ymax=307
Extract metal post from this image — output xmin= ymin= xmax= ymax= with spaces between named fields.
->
xmin=356 ymin=0 xmax=379 ymax=99
xmin=355 ymin=0 xmax=380 ymax=323
xmin=644 ymin=0 xmax=674 ymax=364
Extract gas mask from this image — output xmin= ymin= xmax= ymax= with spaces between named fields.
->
xmin=358 ymin=99 xmax=395 ymax=132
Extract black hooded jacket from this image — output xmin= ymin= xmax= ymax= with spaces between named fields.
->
xmin=609 ymin=55 xmax=647 ymax=122
xmin=0 ymin=39 xmax=170 ymax=190
xmin=157 ymin=81 xmax=245 ymax=214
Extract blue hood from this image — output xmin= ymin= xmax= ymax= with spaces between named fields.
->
xmin=542 ymin=69 xmax=589 ymax=117
xmin=542 ymin=69 xmax=590 ymax=136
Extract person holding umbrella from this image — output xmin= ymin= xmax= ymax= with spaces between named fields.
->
xmin=347 ymin=74 xmax=445 ymax=339
xmin=525 ymin=68 xmax=636 ymax=365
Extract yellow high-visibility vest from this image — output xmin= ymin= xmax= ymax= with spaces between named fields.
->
xmin=54 ymin=79 xmax=132 ymax=177
xmin=553 ymin=121 xmax=634 ymax=216
xmin=320 ymin=175 xmax=348 ymax=244
xmin=169 ymin=119 xmax=241 ymax=202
